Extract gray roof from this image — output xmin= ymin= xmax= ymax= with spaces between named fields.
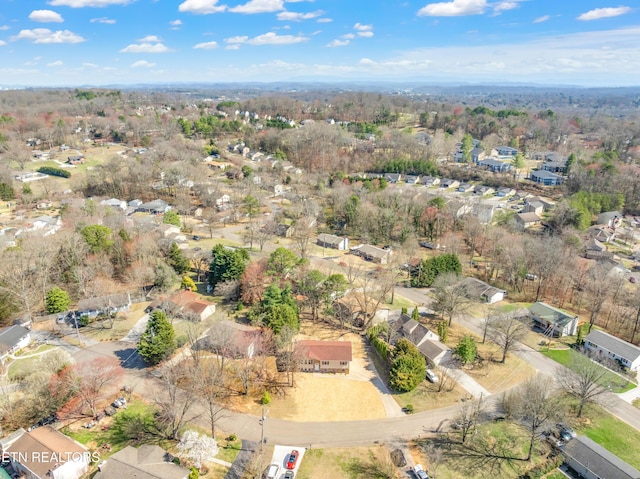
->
xmin=531 ymin=170 xmax=563 ymax=179
xmin=77 ymin=292 xmax=131 ymax=312
xmin=597 ymin=211 xmax=623 ymax=225
xmin=585 ymin=329 xmax=640 ymax=363
xmin=516 ymin=212 xmax=541 ymax=224
xmin=418 ymin=339 xmax=449 ymax=362
xmin=94 ymin=445 xmax=189 ymax=479
xmin=0 ymin=325 xmax=29 ymax=353
xmin=317 ymin=233 xmax=346 ymax=246
xmin=528 ymin=302 xmax=577 ymax=328
xmin=459 ymin=277 xmax=505 ymax=301
xmin=562 ymin=436 xmax=640 ymax=479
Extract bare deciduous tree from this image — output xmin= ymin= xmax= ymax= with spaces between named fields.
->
xmin=487 ymin=312 xmax=529 ymax=363
xmin=558 ymin=350 xmax=612 ymax=418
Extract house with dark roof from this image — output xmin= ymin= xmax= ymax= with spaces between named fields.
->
xmin=94 ymin=444 xmax=189 ymax=479
xmin=420 ymin=176 xmax=440 ymax=187
xmin=584 ymin=238 xmax=608 ymax=259
xmin=530 ymin=170 xmax=565 ymax=186
xmin=597 ymin=211 xmax=623 ymax=228
xmin=384 ymin=173 xmax=401 ymax=184
xmin=561 ymin=436 xmax=640 ymax=479
xmin=1 ymin=426 xmax=90 ymax=479
xmin=391 ymin=314 xmax=449 ymax=365
xmin=295 ymin=340 xmax=352 ymax=373
xmin=317 ymin=233 xmax=349 ymax=251
xmin=0 ymin=325 xmax=30 ymax=362
xmin=440 ymin=178 xmax=460 ymax=189
xmin=77 ymin=292 xmax=131 ymax=318
xmin=515 ymin=212 xmax=542 ymax=229
xmin=478 ymin=158 xmax=512 ymax=173
xmin=459 ymin=277 xmax=506 ymax=304
xmin=528 ymin=302 xmax=579 ymax=337
xmin=137 ymin=199 xmax=171 ymax=214
xmin=493 ymin=146 xmax=518 ymax=157
xmin=584 ymin=329 xmax=640 ymax=372
xmin=351 ymin=244 xmax=392 ymax=264
xmin=496 ymin=187 xmax=516 ymax=197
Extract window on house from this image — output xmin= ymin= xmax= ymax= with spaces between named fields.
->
xmin=321 ymin=361 xmax=329 ymax=365
xmin=340 ymin=361 xmax=348 ymax=366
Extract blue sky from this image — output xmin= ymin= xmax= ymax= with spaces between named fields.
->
xmin=0 ymin=0 xmax=639 ymax=87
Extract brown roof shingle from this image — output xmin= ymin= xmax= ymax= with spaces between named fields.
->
xmin=296 ymin=340 xmax=352 ymax=361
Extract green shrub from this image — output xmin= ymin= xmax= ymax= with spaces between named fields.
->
xmin=176 ymin=335 xmax=188 ymax=348
xmin=260 ymin=391 xmax=272 ymax=405
xmin=404 ymin=404 xmax=414 ymax=414
xmin=37 ymin=166 xmax=71 ymax=178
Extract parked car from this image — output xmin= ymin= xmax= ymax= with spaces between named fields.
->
xmin=266 ymin=464 xmax=280 ymax=479
xmin=192 ymin=235 xmax=201 ymax=241
xmin=286 ymin=450 xmax=299 ymax=469
xmin=557 ymin=423 xmax=576 ymax=441
xmin=419 ymin=241 xmax=435 ymax=249
xmin=525 ymin=273 xmax=538 ymax=281
xmin=426 ymin=369 xmax=439 ymax=383
xmin=413 ymin=464 xmax=429 ymax=479
xmin=284 ymin=471 xmax=295 ymax=479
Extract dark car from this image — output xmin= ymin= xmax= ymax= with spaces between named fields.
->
xmin=286 ymin=450 xmax=299 ymax=469
xmin=192 ymin=235 xmax=201 ymax=241
xmin=284 ymin=472 xmax=295 ymax=479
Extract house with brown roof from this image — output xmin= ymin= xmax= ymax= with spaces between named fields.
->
xmin=295 ymin=340 xmax=352 ymax=374
xmin=515 ymin=212 xmax=542 ymax=229
xmin=94 ymin=445 xmax=189 ymax=479
xmin=166 ymin=290 xmax=215 ymax=321
xmin=1 ymin=426 xmax=90 ymax=479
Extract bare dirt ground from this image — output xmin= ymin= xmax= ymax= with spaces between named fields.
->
xmin=232 ymin=321 xmax=388 ymax=422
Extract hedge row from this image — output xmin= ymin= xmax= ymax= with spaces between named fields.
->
xmin=37 ymin=166 xmax=71 ymax=178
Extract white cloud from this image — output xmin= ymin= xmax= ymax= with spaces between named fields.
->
xmin=139 ymin=35 xmax=162 ymax=42
xmin=178 ymin=0 xmax=227 ymax=14
xmin=417 ymin=0 xmax=487 ymax=16
xmin=225 ymin=44 xmax=240 ymax=50
xmin=326 ymin=39 xmax=349 ymax=47
xmin=12 ymin=28 xmax=85 ymax=44
xmin=29 ymin=10 xmax=64 ymax=23
xmin=578 ymin=6 xmax=632 ymax=21
xmin=342 ymin=33 xmax=355 ymax=39
xmin=317 ymin=18 xmax=332 ymax=23
xmin=170 ymin=19 xmax=183 ymax=26
xmin=82 ymin=62 xmax=98 ymax=67
xmin=277 ymin=10 xmax=323 ymax=21
xmin=358 ymin=31 xmax=374 ymax=38
xmin=492 ymin=1 xmax=520 ymax=15
xmin=90 ymin=17 xmax=116 ymax=23
xmin=120 ymin=42 xmax=170 ymax=53
xmin=48 ymin=0 xmax=131 ymax=6
xmin=0 ymin=40 xmax=6 ymax=46
xmin=225 ymin=31 xmax=307 ymax=45
xmin=354 ymin=23 xmax=373 ymax=31
xmin=47 ymin=60 xmax=63 ymax=67
xmin=131 ymin=60 xmax=156 ymax=68
xmin=0 ymin=26 xmax=10 ymax=31
xmin=230 ymin=0 xmax=284 ymax=14
xmin=194 ymin=40 xmax=218 ymax=49
xmin=533 ymin=15 xmax=550 ymax=23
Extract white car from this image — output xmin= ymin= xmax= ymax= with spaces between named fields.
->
xmin=413 ymin=464 xmax=429 ymax=479
xmin=266 ymin=464 xmax=280 ymax=479
xmin=426 ymin=369 xmax=439 ymax=383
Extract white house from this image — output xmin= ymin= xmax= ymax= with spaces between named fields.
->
xmin=0 ymin=325 xmax=31 ymax=363
xmin=317 ymin=233 xmax=349 ymax=251
xmin=584 ymin=329 xmax=640 ymax=372
xmin=528 ymin=302 xmax=579 ymax=337
xmin=459 ymin=277 xmax=506 ymax=304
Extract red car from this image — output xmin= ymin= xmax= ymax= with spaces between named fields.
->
xmin=286 ymin=450 xmax=299 ymax=469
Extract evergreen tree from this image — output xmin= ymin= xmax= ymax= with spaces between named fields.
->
xmin=45 ymin=287 xmax=71 ymax=314
xmin=411 ymin=306 xmax=419 ymax=321
xmin=138 ymin=310 xmax=177 ymax=365
xmin=181 ymin=275 xmax=197 ymax=292
xmin=389 ymin=338 xmax=426 ymax=392
xmin=168 ymin=243 xmax=191 ymax=274
xmin=209 ymin=244 xmax=249 ymax=288
xmin=455 ymin=335 xmax=477 ymax=365
xmin=163 ymin=210 xmax=181 ymax=227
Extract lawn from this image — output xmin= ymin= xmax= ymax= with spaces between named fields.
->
xmin=541 ymin=348 xmax=636 ymax=393
xmin=393 ymin=377 xmax=466 ymax=412
xmin=81 ymin=302 xmax=150 ymax=341
xmin=296 ymin=446 xmax=398 ymax=479
xmin=578 ymin=404 xmax=640 ymax=469
xmin=7 ymin=345 xmax=65 ymax=380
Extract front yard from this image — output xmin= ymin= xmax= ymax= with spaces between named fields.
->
xmin=296 ymin=445 xmax=399 ymax=479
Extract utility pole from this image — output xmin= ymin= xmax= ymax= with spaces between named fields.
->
xmin=260 ymin=406 xmax=268 ymax=450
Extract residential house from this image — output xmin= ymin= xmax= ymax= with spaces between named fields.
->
xmin=584 ymin=238 xmax=608 ymax=259
xmin=515 ymin=212 xmax=542 ymax=229
xmin=351 ymin=244 xmax=392 ymax=264
xmin=561 ymin=436 xmax=640 ymax=479
xmin=27 ymin=215 xmax=62 ymax=236
xmin=493 ymin=146 xmax=518 ymax=157
xmin=541 ymin=158 xmax=567 ymax=174
xmin=496 ymin=187 xmax=516 ymax=197
xmin=523 ymin=201 xmax=544 ymax=216
xmin=597 ymin=211 xmax=623 ymax=228
xmin=446 ymin=199 xmax=473 ymax=219
xmin=14 ymin=171 xmax=48 ymax=182
xmin=384 ymin=173 xmax=402 ymax=184
xmin=471 ymin=147 xmax=486 ymax=163
xmin=275 ymin=223 xmax=295 ymax=238
xmin=100 ymin=198 xmax=127 ymax=211
xmin=67 ymin=154 xmax=85 ymax=165
xmin=478 ymin=158 xmax=512 ymax=173
xmin=137 ymin=199 xmax=171 ymax=215
xmin=156 ymin=224 xmax=181 ymax=238
xmin=391 ymin=314 xmax=449 ymax=365
xmin=474 ymin=186 xmax=495 ymax=196
xmin=166 ymin=290 xmax=216 ymax=321
xmin=530 ymin=170 xmax=565 ymax=186
xmin=202 ymin=320 xmax=262 ymax=359
xmin=513 ymin=190 xmax=533 ymax=202
xmin=527 ymin=196 xmax=556 ymax=210
xmin=0 ymin=325 xmax=31 ymax=363
xmin=215 ymin=194 xmax=231 ymax=208
xmin=528 ymin=302 xmax=579 ymax=337
xmin=77 ymin=292 xmax=131 ymax=318
xmin=458 ymin=183 xmax=474 ymax=193
xmin=472 ymin=202 xmax=495 ymax=224
xmin=459 ymin=277 xmax=506 ymax=304
xmin=405 ymin=175 xmax=420 ymax=185
xmin=1 ymin=426 xmax=90 ymax=479
xmin=35 ymin=199 xmax=52 ymax=210
xmin=317 ymin=233 xmax=349 ymax=251
xmin=296 ymin=340 xmax=352 ymax=373
xmin=420 ymin=176 xmax=440 ymax=187
xmin=95 ymin=444 xmax=190 ymax=479
xmin=583 ymin=329 xmax=640 ymax=372
xmin=586 ymin=225 xmax=617 ymax=243
xmin=440 ymin=178 xmax=460 ymax=189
